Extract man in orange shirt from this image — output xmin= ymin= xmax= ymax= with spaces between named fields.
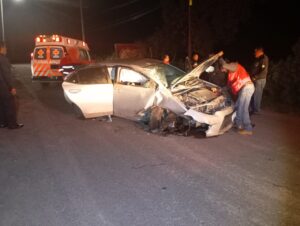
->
xmin=220 ymin=59 xmax=254 ymax=135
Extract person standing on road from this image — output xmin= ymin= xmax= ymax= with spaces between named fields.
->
xmin=220 ymin=58 xmax=254 ymax=135
xmin=251 ymin=47 xmax=269 ymax=114
xmin=0 ymin=42 xmax=23 ymax=129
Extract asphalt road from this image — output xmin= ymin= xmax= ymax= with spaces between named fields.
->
xmin=0 ymin=64 xmax=299 ymax=226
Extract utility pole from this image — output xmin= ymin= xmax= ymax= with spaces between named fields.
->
xmin=0 ymin=0 xmax=5 ymax=42
xmin=80 ymin=0 xmax=85 ymax=42
xmin=187 ymin=0 xmax=192 ymax=59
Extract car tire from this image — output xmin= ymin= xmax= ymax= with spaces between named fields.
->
xmin=149 ymin=106 xmax=164 ymax=130
xmin=72 ymin=104 xmax=84 ymax=119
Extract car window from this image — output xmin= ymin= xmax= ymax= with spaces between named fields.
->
xmin=78 ymin=48 xmax=90 ymax=61
xmin=107 ymin=66 xmax=116 ymax=82
xmin=144 ymin=63 xmax=185 ymax=87
xmin=164 ymin=64 xmax=186 ymax=85
xmin=34 ymin=47 xmax=47 ymax=60
xmin=65 ymin=72 xmax=79 ymax=84
xmin=77 ymin=67 xmax=111 ymax=84
xmin=50 ymin=47 xmax=63 ymax=59
xmin=118 ymin=68 xmax=148 ymax=86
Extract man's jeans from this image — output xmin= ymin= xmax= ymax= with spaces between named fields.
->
xmin=253 ymin=79 xmax=266 ymax=112
xmin=235 ymin=83 xmax=255 ymax=131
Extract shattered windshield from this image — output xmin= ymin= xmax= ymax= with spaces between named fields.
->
xmin=144 ymin=63 xmax=185 ymax=87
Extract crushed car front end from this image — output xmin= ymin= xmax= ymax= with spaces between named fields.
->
xmin=170 ymin=77 xmax=234 ymax=137
xmin=145 ymin=51 xmax=235 ymax=137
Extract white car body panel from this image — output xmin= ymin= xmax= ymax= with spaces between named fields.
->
xmin=63 ymin=52 xmax=234 ymax=137
xmin=62 ymin=82 xmax=113 ymax=118
xmin=156 ymin=90 xmax=187 ymax=114
xmin=184 ymin=107 xmax=234 ymax=137
xmin=113 ymin=84 xmax=155 ymax=120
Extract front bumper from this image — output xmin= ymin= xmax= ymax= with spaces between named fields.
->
xmin=184 ymin=106 xmax=234 ymax=137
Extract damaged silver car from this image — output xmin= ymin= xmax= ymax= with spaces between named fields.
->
xmin=62 ymin=52 xmax=234 ymax=137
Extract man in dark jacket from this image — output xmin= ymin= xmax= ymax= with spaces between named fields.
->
xmin=185 ymin=52 xmax=200 ymax=72
xmin=251 ymin=47 xmax=269 ymax=114
xmin=0 ymin=42 xmax=23 ymax=129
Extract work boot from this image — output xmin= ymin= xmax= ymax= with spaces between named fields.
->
xmin=238 ymin=129 xmax=253 ymax=136
xmin=232 ymin=124 xmax=243 ymax=130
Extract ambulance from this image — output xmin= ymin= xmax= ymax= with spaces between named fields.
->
xmin=31 ymin=34 xmax=91 ymax=82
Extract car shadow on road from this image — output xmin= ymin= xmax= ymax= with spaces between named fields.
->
xmin=33 ymin=82 xmax=74 ymax=115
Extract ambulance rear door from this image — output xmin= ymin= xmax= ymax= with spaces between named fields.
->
xmin=31 ymin=46 xmax=64 ymax=80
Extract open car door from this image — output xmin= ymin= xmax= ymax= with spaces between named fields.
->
xmin=113 ymin=66 xmax=156 ymax=120
xmin=62 ymin=66 xmax=113 ymax=118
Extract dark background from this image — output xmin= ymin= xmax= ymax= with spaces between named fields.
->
xmin=3 ymin=0 xmax=299 ymax=65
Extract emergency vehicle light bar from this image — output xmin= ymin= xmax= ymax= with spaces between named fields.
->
xmin=52 ymin=35 xmax=62 ymax=42
xmin=34 ymin=34 xmax=89 ymax=50
xmin=36 ymin=35 xmax=61 ymax=43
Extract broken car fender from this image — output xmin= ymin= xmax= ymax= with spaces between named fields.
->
xmin=184 ymin=106 xmax=234 ymax=137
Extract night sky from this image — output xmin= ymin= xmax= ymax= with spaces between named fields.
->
xmin=226 ymin=0 xmax=300 ymax=63
xmin=3 ymin=0 xmax=299 ymax=64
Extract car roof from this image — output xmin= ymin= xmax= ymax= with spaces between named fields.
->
xmin=73 ymin=58 xmax=167 ymax=76
xmin=97 ymin=58 xmax=164 ymax=68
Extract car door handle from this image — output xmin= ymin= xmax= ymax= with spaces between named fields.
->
xmin=69 ymin=89 xmax=81 ymax=93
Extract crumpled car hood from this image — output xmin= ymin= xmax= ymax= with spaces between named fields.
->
xmin=171 ymin=51 xmax=224 ymax=89
xmin=168 ymin=51 xmax=230 ymax=115
xmin=143 ymin=51 xmax=230 ymax=115
xmin=171 ymin=76 xmax=231 ymax=115
xmin=143 ymin=51 xmax=233 ymax=137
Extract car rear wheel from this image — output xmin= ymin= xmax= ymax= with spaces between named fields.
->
xmin=72 ymin=104 xmax=84 ymax=119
